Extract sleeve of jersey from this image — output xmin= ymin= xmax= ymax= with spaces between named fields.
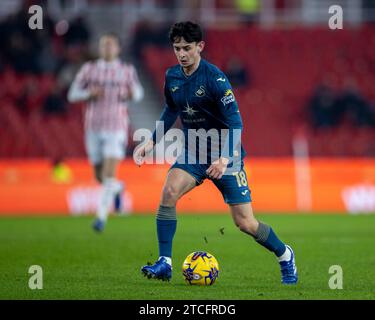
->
xmin=211 ymin=73 xmax=243 ymax=161
xmin=67 ymin=63 xmax=91 ymax=103
xmin=212 ymin=73 xmax=243 ymax=129
xmin=152 ymin=76 xmax=179 ymax=144
xmin=128 ymin=65 xmax=144 ymax=102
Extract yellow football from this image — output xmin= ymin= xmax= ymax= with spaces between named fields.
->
xmin=182 ymin=251 xmax=219 ymax=285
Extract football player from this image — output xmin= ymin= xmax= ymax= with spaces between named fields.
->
xmin=134 ymin=22 xmax=297 ymax=284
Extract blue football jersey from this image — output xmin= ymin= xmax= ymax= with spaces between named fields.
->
xmin=153 ymin=58 xmax=246 ymax=163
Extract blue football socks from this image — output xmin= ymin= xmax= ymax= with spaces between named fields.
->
xmin=254 ymin=222 xmax=286 ymax=257
xmin=156 ymin=205 xmax=177 ymax=258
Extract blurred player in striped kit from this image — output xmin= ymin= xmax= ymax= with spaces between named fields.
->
xmin=68 ymin=33 xmax=144 ymax=232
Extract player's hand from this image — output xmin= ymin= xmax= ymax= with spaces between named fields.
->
xmin=89 ymin=87 xmax=104 ymax=101
xmin=119 ymin=90 xmax=133 ymax=102
xmin=133 ymin=140 xmax=155 ymax=166
xmin=206 ymin=157 xmax=229 ymax=180
xmin=127 ymin=90 xmax=134 ymax=101
xmin=118 ymin=92 xmax=131 ymax=102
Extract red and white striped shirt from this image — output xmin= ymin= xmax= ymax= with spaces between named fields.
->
xmin=70 ymin=59 xmax=143 ymax=133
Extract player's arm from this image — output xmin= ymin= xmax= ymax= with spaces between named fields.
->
xmin=120 ymin=65 xmax=144 ymax=103
xmin=133 ymin=103 xmax=178 ymax=166
xmin=134 ymin=72 xmax=178 ymax=166
xmin=151 ymin=71 xmax=179 ymax=144
xmin=67 ymin=63 xmax=103 ymax=103
xmin=151 ymin=104 xmax=179 ymax=144
xmin=206 ymin=73 xmax=243 ymax=179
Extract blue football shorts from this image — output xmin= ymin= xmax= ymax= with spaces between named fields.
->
xmin=170 ymin=160 xmax=252 ymax=205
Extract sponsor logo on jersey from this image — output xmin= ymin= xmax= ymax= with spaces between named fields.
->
xmin=182 ymin=102 xmax=199 ymax=116
xmin=170 ymin=86 xmax=179 ymax=92
xmin=221 ymin=89 xmax=235 ymax=105
xmin=216 ymin=77 xmax=226 ymax=82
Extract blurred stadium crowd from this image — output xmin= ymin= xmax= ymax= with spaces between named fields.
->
xmin=0 ymin=0 xmax=375 ymax=159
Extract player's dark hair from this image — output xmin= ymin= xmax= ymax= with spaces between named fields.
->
xmin=168 ymin=21 xmax=203 ymax=44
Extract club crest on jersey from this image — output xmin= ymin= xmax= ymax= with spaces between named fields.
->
xmin=221 ymin=89 xmax=235 ymax=105
xmin=195 ymin=86 xmax=206 ymax=97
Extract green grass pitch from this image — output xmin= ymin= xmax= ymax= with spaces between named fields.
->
xmin=0 ymin=214 xmax=374 ymax=300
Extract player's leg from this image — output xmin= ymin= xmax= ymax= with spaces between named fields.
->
xmin=97 ymin=157 xmax=122 ymax=211
xmin=230 ymin=203 xmax=286 ymax=256
xmin=94 ymin=160 xmax=124 ymax=217
xmin=98 ymin=158 xmax=124 ymax=214
xmin=142 ymin=167 xmax=199 ymax=280
xmin=93 ymin=163 xmax=103 ymax=183
xmin=158 ymin=168 xmax=197 ymax=259
xmin=93 ymin=150 xmax=123 ymax=213
xmin=85 ymin=131 xmax=103 ymax=178
xmin=212 ymin=163 xmax=298 ymax=284
xmin=229 ymin=203 xmax=298 ymax=284
xmin=94 ymin=132 xmax=126 ymax=231
xmin=112 ymin=132 xmax=128 ymax=214
xmin=114 ymin=132 xmax=129 ymax=214
xmin=230 ymin=203 xmax=287 ymax=255
xmin=85 ymin=131 xmax=106 ymax=231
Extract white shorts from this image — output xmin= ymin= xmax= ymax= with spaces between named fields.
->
xmin=85 ymin=131 xmax=127 ymax=165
